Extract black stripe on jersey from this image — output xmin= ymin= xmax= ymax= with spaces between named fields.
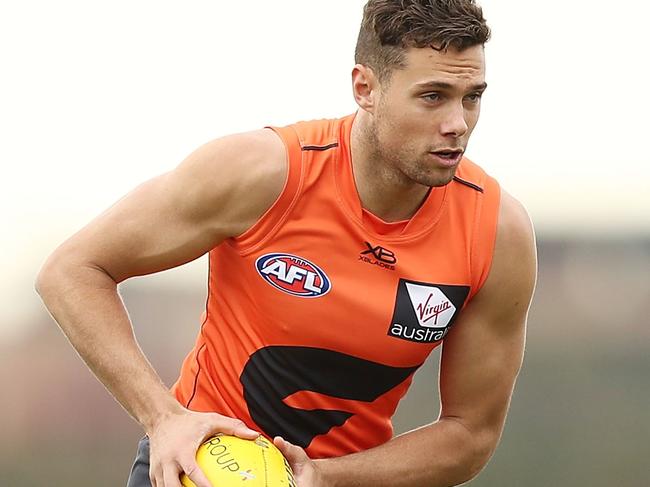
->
xmin=302 ymin=143 xmax=339 ymax=151
xmin=453 ymin=176 xmax=484 ymax=193
xmin=186 ymin=343 xmax=206 ymax=408
xmin=186 ymin=255 xmax=212 ymax=409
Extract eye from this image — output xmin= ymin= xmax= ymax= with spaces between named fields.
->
xmin=423 ymin=93 xmax=441 ymax=102
xmin=465 ymin=92 xmax=483 ymax=103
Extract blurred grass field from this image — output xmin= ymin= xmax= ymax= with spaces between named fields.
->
xmin=1 ymin=237 xmax=648 ymax=487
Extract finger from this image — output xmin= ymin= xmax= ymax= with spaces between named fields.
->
xmin=212 ymin=416 xmax=258 ymax=439
xmin=180 ymin=459 xmax=212 ymax=487
xmin=149 ymin=464 xmax=160 ymax=487
xmin=162 ymin=465 xmax=184 ymax=487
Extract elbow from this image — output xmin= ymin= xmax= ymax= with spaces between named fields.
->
xmin=462 ymin=432 xmax=499 ymax=483
xmin=35 ymin=250 xmax=69 ymax=301
xmin=35 ymin=254 xmax=57 ymax=298
xmin=36 ymin=246 xmax=117 ymax=302
xmin=35 ymin=246 xmax=98 ymax=300
xmin=441 ymin=419 xmax=499 ymax=484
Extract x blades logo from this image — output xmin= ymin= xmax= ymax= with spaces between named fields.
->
xmin=359 ymin=242 xmax=397 ymax=270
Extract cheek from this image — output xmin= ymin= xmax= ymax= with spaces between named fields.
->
xmin=465 ymin=105 xmax=481 ymax=128
xmin=382 ymin=104 xmax=429 ymax=140
xmin=375 ymin=97 xmax=434 ymax=153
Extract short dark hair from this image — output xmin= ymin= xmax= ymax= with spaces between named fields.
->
xmin=355 ymin=0 xmax=491 ymax=83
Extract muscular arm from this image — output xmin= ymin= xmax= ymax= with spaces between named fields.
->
xmin=283 ymin=190 xmax=537 ymax=487
xmin=35 ymin=129 xmax=287 ymax=486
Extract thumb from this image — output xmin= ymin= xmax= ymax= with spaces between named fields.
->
xmin=274 ymin=436 xmax=309 ymax=465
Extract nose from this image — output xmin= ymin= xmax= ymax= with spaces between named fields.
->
xmin=439 ymin=102 xmax=469 ymax=138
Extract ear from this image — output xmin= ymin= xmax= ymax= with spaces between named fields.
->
xmin=351 ymin=64 xmax=379 ymax=113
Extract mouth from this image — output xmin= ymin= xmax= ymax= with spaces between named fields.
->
xmin=428 ymin=149 xmax=464 ymax=167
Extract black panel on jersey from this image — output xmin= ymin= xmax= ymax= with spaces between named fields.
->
xmin=240 ymin=346 xmax=420 ymax=448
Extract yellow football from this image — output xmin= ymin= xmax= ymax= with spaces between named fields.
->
xmin=181 ymin=434 xmax=295 ymax=487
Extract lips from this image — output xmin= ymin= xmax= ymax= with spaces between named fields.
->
xmin=429 ymin=149 xmax=463 ymax=167
xmin=432 ymin=149 xmax=463 ymax=158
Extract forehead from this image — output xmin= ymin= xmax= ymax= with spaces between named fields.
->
xmin=392 ymin=45 xmax=485 ymax=89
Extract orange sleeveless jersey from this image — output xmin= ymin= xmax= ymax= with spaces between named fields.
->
xmin=171 ymin=113 xmax=501 ymax=459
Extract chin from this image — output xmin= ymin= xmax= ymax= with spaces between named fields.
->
xmin=402 ymin=156 xmax=459 ymax=187
xmin=426 ymin=177 xmax=455 ymax=188
xmin=417 ymin=168 xmax=457 ymax=188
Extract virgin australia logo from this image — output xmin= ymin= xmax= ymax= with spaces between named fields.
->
xmin=388 ymin=280 xmax=469 ymax=343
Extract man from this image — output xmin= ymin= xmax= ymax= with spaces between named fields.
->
xmin=36 ymin=1 xmax=537 ymax=486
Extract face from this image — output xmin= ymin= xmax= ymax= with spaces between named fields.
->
xmin=367 ymin=45 xmax=486 ymax=187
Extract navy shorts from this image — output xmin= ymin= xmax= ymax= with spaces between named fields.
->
xmin=126 ymin=436 xmax=152 ymax=487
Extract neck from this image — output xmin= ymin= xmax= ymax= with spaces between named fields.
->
xmin=350 ymin=111 xmax=431 ymax=222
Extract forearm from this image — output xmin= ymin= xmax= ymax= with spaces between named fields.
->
xmin=317 ymin=419 xmax=489 ymax=487
xmin=36 ymin=257 xmax=182 ymax=433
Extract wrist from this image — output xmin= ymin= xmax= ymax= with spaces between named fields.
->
xmin=140 ymin=394 xmax=184 ymax=435
xmin=313 ymin=458 xmax=340 ymax=487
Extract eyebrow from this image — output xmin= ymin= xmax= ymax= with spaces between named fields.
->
xmin=415 ymin=81 xmax=488 ymax=91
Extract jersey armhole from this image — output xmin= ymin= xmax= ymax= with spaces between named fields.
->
xmin=468 ymin=174 xmax=501 ymax=300
xmin=227 ymin=125 xmax=303 ymax=255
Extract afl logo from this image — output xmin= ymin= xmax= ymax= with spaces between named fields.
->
xmin=255 ymin=253 xmax=331 ymax=298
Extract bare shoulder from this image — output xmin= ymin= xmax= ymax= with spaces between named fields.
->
xmin=39 ymin=128 xmax=287 ymax=283
xmin=495 ymin=190 xmax=536 ymax=262
xmin=171 ymin=128 xmax=287 ymax=237
xmin=475 ymin=189 xmax=537 ymax=323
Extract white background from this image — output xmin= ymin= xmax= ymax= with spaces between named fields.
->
xmin=1 ymin=0 xmax=649 ymax=340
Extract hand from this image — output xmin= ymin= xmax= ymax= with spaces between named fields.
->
xmin=274 ymin=436 xmax=325 ymax=487
xmin=146 ymin=407 xmax=259 ymax=487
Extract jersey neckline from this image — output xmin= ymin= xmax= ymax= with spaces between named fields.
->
xmin=334 ymin=112 xmax=448 ymax=242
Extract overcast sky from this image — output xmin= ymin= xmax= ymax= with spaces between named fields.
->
xmin=1 ymin=1 xmax=649 ymax=341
